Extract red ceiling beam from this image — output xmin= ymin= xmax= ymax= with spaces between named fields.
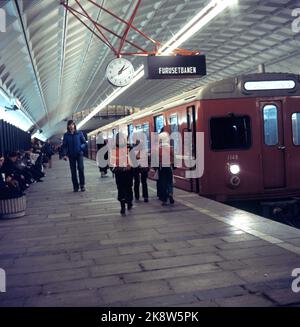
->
xmin=60 ymin=0 xmax=198 ymax=57
xmin=117 ymin=0 xmax=142 ymax=57
xmin=74 ymin=0 xmax=116 ymax=53
xmin=65 ymin=5 xmax=148 ymax=54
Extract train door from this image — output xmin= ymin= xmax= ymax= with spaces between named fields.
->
xmin=260 ymin=101 xmax=286 ymax=188
xmin=186 ymin=106 xmax=199 ymax=192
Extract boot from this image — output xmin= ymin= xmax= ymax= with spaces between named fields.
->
xmin=169 ymin=195 xmax=174 ymax=204
xmin=127 ymin=202 xmax=133 ymax=210
xmin=120 ymin=201 xmax=126 ymax=215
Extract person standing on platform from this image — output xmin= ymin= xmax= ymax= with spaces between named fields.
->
xmin=132 ymin=140 xmax=149 ymax=202
xmin=42 ymin=140 xmax=54 ymax=168
xmin=110 ymin=133 xmax=133 ymax=216
xmin=62 ymin=120 xmax=87 ymax=192
xmin=96 ymin=131 xmax=108 ymax=178
xmin=157 ymin=131 xmax=175 ymax=206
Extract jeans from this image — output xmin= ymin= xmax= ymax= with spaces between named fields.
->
xmin=69 ymin=154 xmax=85 ymax=189
xmin=133 ymin=168 xmax=149 ymax=199
xmin=114 ymin=170 xmax=133 ymax=204
xmin=159 ymin=167 xmax=173 ymax=202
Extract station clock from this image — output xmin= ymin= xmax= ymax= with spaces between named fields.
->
xmin=106 ymin=58 xmax=135 ymax=87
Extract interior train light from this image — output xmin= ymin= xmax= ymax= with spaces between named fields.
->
xmin=229 ymin=164 xmax=240 ymax=175
xmin=244 ymin=80 xmax=296 ymax=91
xmin=77 ymin=0 xmax=237 ymax=129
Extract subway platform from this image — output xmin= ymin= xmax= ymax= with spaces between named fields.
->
xmin=0 ymin=156 xmax=300 ymax=307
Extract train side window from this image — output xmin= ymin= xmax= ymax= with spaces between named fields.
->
xmin=142 ymin=122 xmax=150 ymax=151
xmin=263 ymin=105 xmax=278 ymax=146
xmin=135 ymin=124 xmax=142 ymax=141
xmin=169 ymin=114 xmax=180 ymax=151
xmin=169 ymin=114 xmax=179 ymax=132
xmin=154 ymin=115 xmax=164 ymax=133
xmin=292 ymin=113 xmax=300 ymax=145
xmin=210 ymin=115 xmax=251 ymax=150
xmin=135 ymin=124 xmax=142 ymax=137
xmin=128 ymin=124 xmax=134 ymax=145
xmin=111 ymin=128 xmax=116 ymax=141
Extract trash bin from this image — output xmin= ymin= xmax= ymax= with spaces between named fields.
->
xmin=0 ymin=195 xmax=26 ymax=219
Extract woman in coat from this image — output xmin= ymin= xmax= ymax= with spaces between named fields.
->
xmin=62 ymin=120 xmax=87 ymax=192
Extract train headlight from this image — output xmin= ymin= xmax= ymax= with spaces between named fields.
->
xmin=229 ymin=164 xmax=240 ymax=175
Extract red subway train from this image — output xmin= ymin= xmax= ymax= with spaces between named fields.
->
xmin=88 ymin=72 xmax=300 ymax=202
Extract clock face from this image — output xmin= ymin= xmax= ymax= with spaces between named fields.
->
xmin=106 ymin=58 xmax=135 ymax=87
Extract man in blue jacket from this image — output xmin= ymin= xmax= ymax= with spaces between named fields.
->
xmin=62 ymin=120 xmax=87 ymax=192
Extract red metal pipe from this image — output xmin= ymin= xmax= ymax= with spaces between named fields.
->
xmin=62 ymin=0 xmax=199 ymax=57
xmin=119 ymin=51 xmax=156 ymax=56
xmin=86 ymin=0 xmax=160 ymax=46
xmin=117 ymin=0 xmax=142 ymax=56
xmin=65 ymin=5 xmax=115 ymax=52
xmin=74 ymin=0 xmax=117 ymax=54
xmin=66 ymin=5 xmax=148 ymax=54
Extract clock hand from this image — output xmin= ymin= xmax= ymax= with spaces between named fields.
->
xmin=118 ymin=65 xmax=126 ymax=75
xmin=118 ymin=65 xmax=130 ymax=75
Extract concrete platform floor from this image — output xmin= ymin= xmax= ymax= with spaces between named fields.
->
xmin=0 ymin=156 xmax=300 ymax=307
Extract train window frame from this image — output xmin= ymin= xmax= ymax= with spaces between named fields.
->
xmin=128 ymin=123 xmax=134 ymax=145
xmin=262 ymin=104 xmax=279 ymax=146
xmin=209 ymin=114 xmax=252 ymax=151
xmin=142 ymin=122 xmax=151 ymax=152
xmin=291 ymin=112 xmax=300 ymax=146
xmin=135 ymin=124 xmax=142 ymax=132
xmin=169 ymin=113 xmax=181 ymax=152
xmin=154 ymin=114 xmax=165 ymax=133
xmin=169 ymin=113 xmax=179 ymax=132
xmin=134 ymin=124 xmax=143 ymax=142
xmin=244 ymin=80 xmax=296 ymax=91
xmin=111 ymin=128 xmax=117 ymax=141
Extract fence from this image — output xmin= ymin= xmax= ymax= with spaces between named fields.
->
xmin=0 ymin=119 xmax=31 ymax=155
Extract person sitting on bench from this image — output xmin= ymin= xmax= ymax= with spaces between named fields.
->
xmin=0 ymin=155 xmax=23 ymax=200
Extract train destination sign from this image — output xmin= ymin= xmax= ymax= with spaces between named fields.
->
xmin=145 ymin=55 xmax=206 ymax=80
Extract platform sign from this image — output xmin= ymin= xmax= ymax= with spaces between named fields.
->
xmin=145 ymin=55 xmax=206 ymax=80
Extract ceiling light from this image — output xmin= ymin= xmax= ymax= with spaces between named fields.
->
xmin=32 ymin=131 xmax=47 ymax=142
xmin=0 ymin=105 xmax=34 ymax=131
xmin=0 ymin=87 xmax=10 ymax=103
xmin=160 ymin=0 xmax=239 ymax=55
xmin=77 ymin=0 xmax=238 ymax=129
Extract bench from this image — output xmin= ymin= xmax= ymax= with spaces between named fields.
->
xmin=0 ymin=196 xmax=27 ymax=219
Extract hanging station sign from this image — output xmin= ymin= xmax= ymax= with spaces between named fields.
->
xmin=145 ymin=55 xmax=206 ymax=80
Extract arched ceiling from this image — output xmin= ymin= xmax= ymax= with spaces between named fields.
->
xmin=1 ymin=0 xmax=300 ymax=137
